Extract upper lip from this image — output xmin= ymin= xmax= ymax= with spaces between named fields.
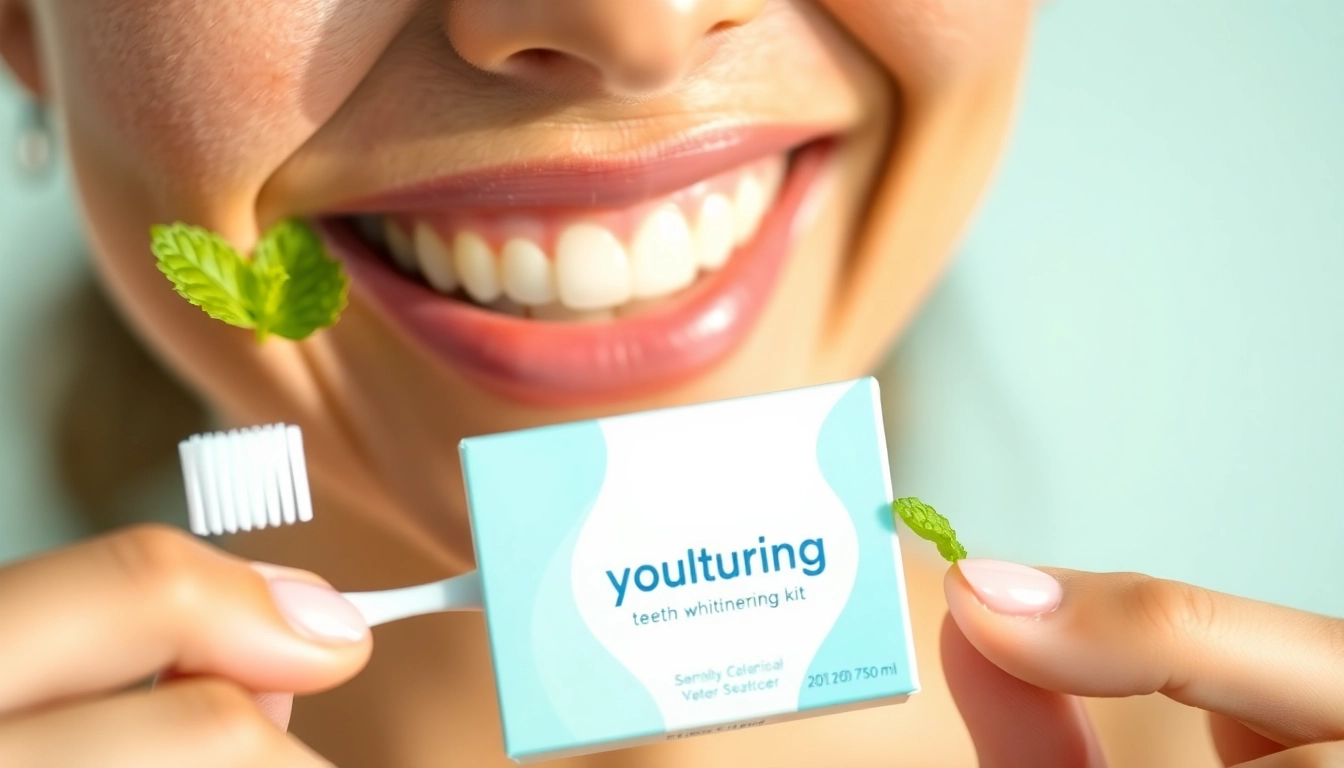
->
xmin=322 ymin=123 xmax=833 ymax=214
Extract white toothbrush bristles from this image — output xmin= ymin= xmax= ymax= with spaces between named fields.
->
xmin=178 ymin=424 xmax=313 ymax=536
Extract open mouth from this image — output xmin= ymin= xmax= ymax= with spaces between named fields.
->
xmin=318 ymin=126 xmax=837 ymax=405
xmin=348 ymin=151 xmax=784 ymax=321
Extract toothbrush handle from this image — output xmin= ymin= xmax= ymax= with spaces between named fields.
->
xmin=341 ymin=570 xmax=483 ymax=627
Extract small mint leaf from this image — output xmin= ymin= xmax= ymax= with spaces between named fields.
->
xmin=150 ymin=223 xmax=256 ymax=330
xmin=892 ymin=497 xmax=968 ymax=563
xmin=152 ymin=218 xmax=347 ymax=342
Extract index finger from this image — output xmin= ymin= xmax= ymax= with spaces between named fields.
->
xmin=0 ymin=525 xmax=370 ymax=716
xmin=944 ymin=560 xmax=1344 ymax=748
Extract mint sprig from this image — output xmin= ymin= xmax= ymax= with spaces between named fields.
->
xmin=892 ymin=497 xmax=967 ymax=563
xmin=151 ymin=219 xmax=348 ymax=342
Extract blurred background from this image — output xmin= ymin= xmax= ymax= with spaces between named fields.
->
xmin=2 ymin=2 xmax=1341 ymax=616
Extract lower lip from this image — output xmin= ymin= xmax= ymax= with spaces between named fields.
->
xmin=321 ymin=140 xmax=835 ymax=406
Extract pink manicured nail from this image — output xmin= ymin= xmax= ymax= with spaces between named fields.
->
xmin=264 ymin=578 xmax=368 ymax=643
xmin=957 ymin=559 xmax=1062 ymax=616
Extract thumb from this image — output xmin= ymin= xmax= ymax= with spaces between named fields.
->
xmin=242 ymin=563 xmax=333 ymax=731
xmin=147 ymin=558 xmax=356 ymax=733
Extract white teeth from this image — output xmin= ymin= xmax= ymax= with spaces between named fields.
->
xmin=630 ymin=204 xmax=696 ymax=299
xmin=732 ymin=173 xmax=768 ymax=246
xmin=453 ymin=231 xmax=502 ymax=303
xmin=530 ymin=303 xmax=615 ymax=323
xmin=694 ymin=194 xmax=736 ymax=271
xmin=500 ymin=238 xmax=556 ymax=306
xmin=555 ymin=223 xmax=632 ymax=310
xmin=385 ymin=221 xmax=418 ymax=273
xmin=413 ymin=223 xmax=458 ymax=293
xmin=377 ymin=157 xmax=786 ymax=319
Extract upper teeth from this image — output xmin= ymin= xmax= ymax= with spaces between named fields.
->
xmin=365 ymin=157 xmax=785 ymax=317
xmin=629 ymin=204 xmax=695 ymax=299
xmin=500 ymin=238 xmax=555 ymax=305
xmin=413 ymin=224 xmax=457 ymax=292
xmin=454 ymin=230 xmax=502 ymax=304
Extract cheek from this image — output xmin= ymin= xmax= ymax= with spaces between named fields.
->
xmin=37 ymin=0 xmax=408 ymax=217
xmin=818 ymin=0 xmax=1031 ymax=94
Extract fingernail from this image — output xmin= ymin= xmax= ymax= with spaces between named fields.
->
xmin=957 ymin=559 xmax=1062 ymax=616
xmin=264 ymin=578 xmax=368 ymax=643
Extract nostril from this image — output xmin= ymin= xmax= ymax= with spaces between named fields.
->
xmin=495 ymin=47 xmax=604 ymax=87
xmin=450 ymin=2 xmax=757 ymax=96
xmin=508 ymin=48 xmax=566 ymax=68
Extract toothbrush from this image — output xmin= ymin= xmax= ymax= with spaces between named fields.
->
xmin=176 ymin=424 xmax=483 ymax=627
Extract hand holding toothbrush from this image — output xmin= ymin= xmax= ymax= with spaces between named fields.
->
xmin=0 ymin=424 xmax=484 ymax=767
xmin=0 ymin=524 xmax=370 ymax=766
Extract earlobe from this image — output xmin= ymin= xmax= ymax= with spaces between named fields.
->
xmin=0 ymin=0 xmax=43 ymax=99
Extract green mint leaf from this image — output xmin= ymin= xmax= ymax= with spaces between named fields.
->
xmin=150 ymin=223 xmax=258 ymax=330
xmin=254 ymin=219 xmax=348 ymax=341
xmin=892 ymin=497 xmax=968 ymax=563
xmin=245 ymin=236 xmax=289 ymax=342
xmin=152 ymin=218 xmax=347 ymax=343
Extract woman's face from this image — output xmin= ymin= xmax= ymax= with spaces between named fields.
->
xmin=3 ymin=0 xmax=1029 ymax=563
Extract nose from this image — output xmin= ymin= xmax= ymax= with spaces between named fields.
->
xmin=445 ymin=0 xmax=765 ymax=97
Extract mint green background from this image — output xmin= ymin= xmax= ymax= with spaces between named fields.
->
xmin=2 ymin=2 xmax=1341 ymax=620
xmin=879 ymin=1 xmax=1344 ymax=617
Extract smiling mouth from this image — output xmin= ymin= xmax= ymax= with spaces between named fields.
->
xmin=346 ymin=152 xmax=784 ymax=322
xmin=318 ymin=125 xmax=837 ymax=405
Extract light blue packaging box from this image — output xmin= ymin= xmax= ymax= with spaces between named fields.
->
xmin=459 ymin=378 xmax=919 ymax=763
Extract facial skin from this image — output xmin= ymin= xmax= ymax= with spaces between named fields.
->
xmin=0 ymin=0 xmax=1030 ymax=575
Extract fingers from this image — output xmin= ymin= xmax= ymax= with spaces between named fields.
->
xmin=0 ymin=678 xmax=330 ymax=768
xmin=940 ymin=613 xmax=1107 ymax=768
xmin=153 ymin=668 xmax=295 ymax=731
xmin=1210 ymin=712 xmax=1288 ymax=765
xmin=1234 ymin=741 xmax=1344 ymax=768
xmin=0 ymin=524 xmax=370 ymax=716
xmin=252 ymin=693 xmax=296 ymax=732
xmin=944 ymin=560 xmax=1344 ymax=747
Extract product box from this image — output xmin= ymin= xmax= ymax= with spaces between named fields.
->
xmin=459 ymin=377 xmax=919 ymax=763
